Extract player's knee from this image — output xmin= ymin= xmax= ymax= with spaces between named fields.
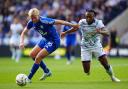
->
xmin=35 ymin=55 xmax=42 ymax=64
xmin=29 ymin=52 xmax=35 ymax=58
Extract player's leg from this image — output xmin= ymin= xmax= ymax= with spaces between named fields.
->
xmin=95 ymin=47 xmax=120 ymax=82
xmin=28 ymin=41 xmax=58 ymax=81
xmin=81 ymin=48 xmax=92 ymax=75
xmin=28 ymin=48 xmax=49 ymax=80
xmin=66 ymin=46 xmax=72 ymax=64
xmin=10 ymin=45 xmax=16 ymax=60
xmin=10 ymin=38 xmax=16 ymax=60
xmin=98 ymin=55 xmax=120 ymax=82
xmin=65 ymin=39 xmax=72 ymax=64
xmin=15 ymin=46 xmax=21 ymax=62
xmin=70 ymin=38 xmax=77 ymax=60
xmin=82 ymin=61 xmax=91 ymax=75
xmin=14 ymin=36 xmax=22 ymax=62
xmin=29 ymin=44 xmax=50 ymax=74
xmin=39 ymin=41 xmax=59 ymax=80
xmin=71 ymin=45 xmax=76 ymax=60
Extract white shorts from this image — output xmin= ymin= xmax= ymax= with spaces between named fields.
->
xmin=81 ymin=47 xmax=106 ymax=61
xmin=10 ymin=35 xmax=20 ymax=46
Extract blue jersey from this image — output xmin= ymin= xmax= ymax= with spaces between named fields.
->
xmin=27 ymin=16 xmax=60 ymax=53
xmin=63 ymin=25 xmax=76 ymax=39
xmin=63 ymin=22 xmax=77 ymax=46
xmin=27 ymin=16 xmax=60 ymax=44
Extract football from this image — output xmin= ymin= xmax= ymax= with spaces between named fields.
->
xmin=16 ymin=74 xmax=28 ymax=86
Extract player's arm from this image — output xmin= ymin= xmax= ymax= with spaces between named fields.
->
xmin=61 ymin=25 xmax=79 ymax=38
xmin=96 ymin=20 xmax=109 ymax=36
xmin=96 ymin=27 xmax=109 ymax=36
xmin=19 ymin=27 xmax=28 ymax=49
xmin=55 ymin=20 xmax=78 ymax=28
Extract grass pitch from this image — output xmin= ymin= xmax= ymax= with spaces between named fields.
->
xmin=0 ymin=57 xmax=127 ymax=89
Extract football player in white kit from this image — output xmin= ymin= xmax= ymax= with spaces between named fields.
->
xmin=61 ymin=10 xmax=120 ymax=82
xmin=9 ymin=17 xmax=23 ymax=62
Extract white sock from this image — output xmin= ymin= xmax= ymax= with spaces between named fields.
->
xmin=106 ymin=65 xmax=114 ymax=77
xmin=10 ymin=47 xmax=16 ymax=60
xmin=16 ymin=49 xmax=21 ymax=62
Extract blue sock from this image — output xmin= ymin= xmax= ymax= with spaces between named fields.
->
xmin=40 ymin=61 xmax=49 ymax=73
xmin=66 ymin=51 xmax=71 ymax=61
xmin=28 ymin=63 xmax=39 ymax=79
xmin=32 ymin=58 xmax=49 ymax=73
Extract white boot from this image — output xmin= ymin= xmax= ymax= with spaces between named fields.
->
xmin=111 ymin=76 xmax=120 ymax=82
xmin=40 ymin=71 xmax=52 ymax=80
xmin=106 ymin=65 xmax=120 ymax=82
xmin=26 ymin=78 xmax=32 ymax=83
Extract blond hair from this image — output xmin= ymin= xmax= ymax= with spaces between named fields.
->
xmin=28 ymin=8 xmax=40 ymax=17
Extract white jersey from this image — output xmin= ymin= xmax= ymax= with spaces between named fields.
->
xmin=10 ymin=23 xmax=23 ymax=46
xmin=10 ymin=23 xmax=23 ymax=36
xmin=79 ymin=19 xmax=105 ymax=50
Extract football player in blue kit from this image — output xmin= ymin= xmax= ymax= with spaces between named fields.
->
xmin=63 ymin=14 xmax=77 ymax=64
xmin=19 ymin=8 xmax=78 ymax=83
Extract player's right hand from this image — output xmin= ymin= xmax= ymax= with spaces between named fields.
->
xmin=19 ymin=43 xmax=25 ymax=49
xmin=61 ymin=32 xmax=66 ymax=38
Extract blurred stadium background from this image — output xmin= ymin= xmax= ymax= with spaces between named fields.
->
xmin=0 ymin=0 xmax=128 ymax=57
xmin=0 ymin=0 xmax=128 ymax=89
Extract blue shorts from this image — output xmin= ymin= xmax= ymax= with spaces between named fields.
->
xmin=38 ymin=39 xmax=60 ymax=54
xmin=66 ymin=38 xmax=76 ymax=47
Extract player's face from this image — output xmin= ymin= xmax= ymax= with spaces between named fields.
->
xmin=30 ymin=15 xmax=39 ymax=23
xmin=85 ymin=12 xmax=94 ymax=24
xmin=14 ymin=18 xmax=19 ymax=24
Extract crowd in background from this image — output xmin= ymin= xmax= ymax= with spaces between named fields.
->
xmin=0 ymin=0 xmax=127 ymax=47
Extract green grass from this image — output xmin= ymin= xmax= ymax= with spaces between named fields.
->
xmin=0 ymin=57 xmax=128 ymax=89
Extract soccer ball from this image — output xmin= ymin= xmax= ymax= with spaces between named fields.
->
xmin=16 ymin=74 xmax=28 ymax=86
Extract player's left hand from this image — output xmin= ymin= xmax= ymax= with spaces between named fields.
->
xmin=19 ymin=43 xmax=25 ymax=49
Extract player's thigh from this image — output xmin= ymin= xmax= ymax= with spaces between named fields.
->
xmin=29 ymin=45 xmax=42 ymax=58
xmin=93 ymin=47 xmax=106 ymax=59
xmin=35 ymin=48 xmax=49 ymax=64
xmin=30 ymin=39 xmax=47 ymax=58
xmin=98 ymin=53 xmax=109 ymax=66
xmin=35 ymin=40 xmax=58 ymax=62
xmin=81 ymin=48 xmax=92 ymax=61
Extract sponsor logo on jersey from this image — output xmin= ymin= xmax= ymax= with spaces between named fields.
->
xmin=38 ymin=30 xmax=47 ymax=35
xmin=40 ymin=25 xmax=44 ymax=29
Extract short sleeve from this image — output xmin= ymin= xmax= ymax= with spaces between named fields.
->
xmin=78 ymin=19 xmax=86 ymax=26
xmin=96 ymin=20 xmax=105 ymax=29
xmin=78 ymin=19 xmax=83 ymax=25
xmin=41 ymin=17 xmax=55 ymax=25
xmin=26 ymin=20 xmax=33 ymax=29
xmin=63 ymin=26 xmax=68 ymax=32
xmin=10 ymin=24 xmax=13 ymax=31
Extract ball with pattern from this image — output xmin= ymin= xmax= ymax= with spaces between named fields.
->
xmin=16 ymin=74 xmax=28 ymax=86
